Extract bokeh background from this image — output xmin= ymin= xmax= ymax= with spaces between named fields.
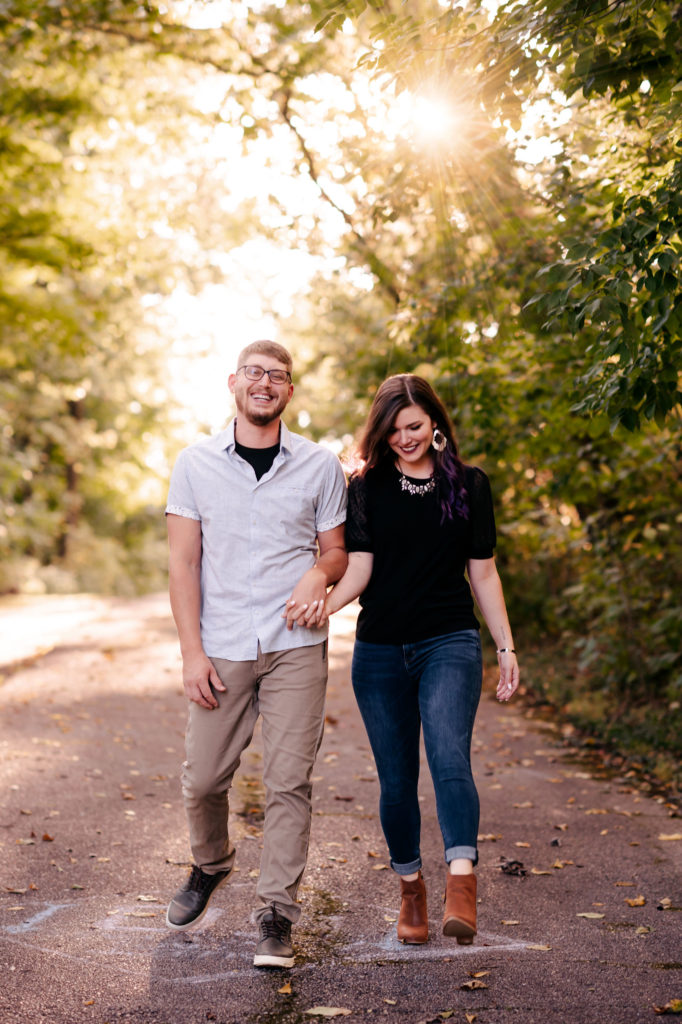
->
xmin=1 ymin=0 xmax=680 ymax=789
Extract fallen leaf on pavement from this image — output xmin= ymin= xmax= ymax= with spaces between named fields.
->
xmin=515 ymin=841 xmax=531 ymax=848
xmin=653 ymin=1000 xmax=682 ymax=1015
xmin=383 ymin=999 xmax=397 ymax=1005
xmin=468 ymin=971 xmax=489 ymax=978
xmin=304 ymin=1009 xmax=351 ymax=1018
xmin=513 ymin=801 xmax=533 ymax=809
xmin=526 ymin=944 xmax=552 ymax=951
xmin=16 ymin=839 xmax=35 ymax=846
xmin=465 ymin=1015 xmax=477 ymax=1023
xmin=5 ymin=888 xmax=27 ymax=895
xmin=477 ymin=833 xmax=502 ymax=842
xmin=554 ymin=823 xmax=568 ymax=831
xmin=278 ymin=981 xmax=292 ymax=994
xmin=137 ymin=895 xmax=159 ymax=902
xmin=585 ymin=808 xmax=609 ymax=815
xmin=625 ymin=895 xmax=646 ymax=907
xmin=501 ymin=920 xmax=520 ymax=926
xmin=658 ymin=897 xmax=672 ymax=910
xmin=615 ymin=881 xmax=635 ymax=887
xmin=460 ymin=980 xmax=488 ymax=991
xmin=383 ymin=915 xmax=397 ymax=923
xmin=577 ymin=912 xmax=604 ymax=919
xmin=636 ymin=926 xmax=651 ymax=935
xmin=372 ymin=864 xmax=388 ymax=871
xmin=125 ymin=911 xmax=156 ymax=917
xmin=531 ymin=868 xmax=551 ymax=875
xmin=367 ymin=851 xmax=380 ymax=858
xmin=499 ymin=857 xmax=527 ymax=876
xmin=658 ymin=833 xmax=682 ymax=841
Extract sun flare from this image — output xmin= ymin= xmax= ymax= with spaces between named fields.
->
xmin=385 ymin=91 xmax=465 ymax=145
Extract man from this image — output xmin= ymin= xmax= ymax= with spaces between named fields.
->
xmin=164 ymin=340 xmax=347 ymax=968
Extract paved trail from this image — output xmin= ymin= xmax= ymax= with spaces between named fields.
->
xmin=0 ymin=593 xmax=680 ymax=1024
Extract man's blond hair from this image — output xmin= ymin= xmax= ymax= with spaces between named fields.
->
xmin=237 ymin=340 xmax=293 ymax=373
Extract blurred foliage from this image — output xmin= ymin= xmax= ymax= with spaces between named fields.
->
xmin=0 ymin=1 xmax=679 ymax=774
xmin=301 ymin=0 xmax=682 ymax=773
xmin=0 ymin=0 xmax=255 ymax=594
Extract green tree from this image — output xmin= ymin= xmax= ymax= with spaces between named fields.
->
xmin=0 ymin=1 xmax=248 ymax=592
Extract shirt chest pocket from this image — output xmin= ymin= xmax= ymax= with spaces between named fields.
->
xmin=260 ymin=486 xmax=317 ymax=544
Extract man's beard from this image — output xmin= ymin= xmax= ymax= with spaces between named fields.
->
xmin=235 ymin=391 xmax=287 ymax=426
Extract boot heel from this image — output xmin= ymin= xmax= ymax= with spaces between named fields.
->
xmin=397 ymin=871 xmax=429 ymax=944
xmin=442 ymin=873 xmax=477 ymax=944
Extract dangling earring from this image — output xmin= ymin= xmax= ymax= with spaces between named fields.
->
xmin=432 ymin=428 xmax=447 ymax=453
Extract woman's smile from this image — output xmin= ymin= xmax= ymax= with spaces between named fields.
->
xmin=388 ymin=404 xmax=435 ymax=476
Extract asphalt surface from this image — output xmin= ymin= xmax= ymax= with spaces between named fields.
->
xmin=0 ymin=592 xmax=680 ymax=1024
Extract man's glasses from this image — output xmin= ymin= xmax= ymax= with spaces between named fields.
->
xmin=237 ymin=364 xmax=292 ymax=385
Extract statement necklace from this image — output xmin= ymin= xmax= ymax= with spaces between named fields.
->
xmin=397 ymin=464 xmax=436 ymax=497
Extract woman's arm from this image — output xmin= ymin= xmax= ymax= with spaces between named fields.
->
xmin=282 ymin=524 xmax=348 ymax=629
xmin=303 ymin=551 xmax=374 ymax=625
xmin=327 ymin=551 xmax=374 ymax=613
xmin=467 ymin=556 xmax=519 ymax=702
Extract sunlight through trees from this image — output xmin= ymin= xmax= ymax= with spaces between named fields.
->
xmin=0 ymin=0 xmax=680 ymax=782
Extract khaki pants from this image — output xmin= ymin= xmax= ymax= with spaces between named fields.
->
xmin=181 ymin=642 xmax=328 ymax=924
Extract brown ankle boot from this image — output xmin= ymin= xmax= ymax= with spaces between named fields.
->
xmin=397 ymin=871 xmax=428 ymax=944
xmin=442 ymin=872 xmax=477 ymax=945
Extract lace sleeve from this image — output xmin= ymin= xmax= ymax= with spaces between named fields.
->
xmin=466 ymin=466 xmax=497 ymax=558
xmin=345 ymin=473 xmax=373 ymax=552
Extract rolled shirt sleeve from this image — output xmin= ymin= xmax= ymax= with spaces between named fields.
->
xmin=166 ymin=448 xmax=201 ymax=521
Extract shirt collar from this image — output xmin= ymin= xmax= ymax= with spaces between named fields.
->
xmin=220 ymin=418 xmax=292 ymax=455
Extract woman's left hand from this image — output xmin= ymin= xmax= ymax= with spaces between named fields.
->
xmin=496 ymin=650 xmax=519 ymax=702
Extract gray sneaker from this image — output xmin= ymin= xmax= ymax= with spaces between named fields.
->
xmin=166 ymin=865 xmax=230 ymax=931
xmin=253 ymin=906 xmax=295 ymax=968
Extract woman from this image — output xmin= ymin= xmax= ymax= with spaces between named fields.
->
xmin=315 ymin=374 xmax=518 ymax=945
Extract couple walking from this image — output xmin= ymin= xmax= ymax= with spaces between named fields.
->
xmin=164 ymin=340 xmax=519 ymax=967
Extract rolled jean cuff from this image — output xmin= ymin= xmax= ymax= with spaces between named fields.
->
xmin=445 ymin=845 xmax=478 ymax=866
xmin=391 ymin=856 xmax=422 ymax=876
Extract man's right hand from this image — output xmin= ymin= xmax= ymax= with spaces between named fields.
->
xmin=182 ymin=653 xmax=226 ymax=709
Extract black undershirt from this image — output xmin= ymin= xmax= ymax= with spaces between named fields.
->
xmin=345 ymin=462 xmax=497 ymax=644
xmin=235 ymin=440 xmax=280 ymax=480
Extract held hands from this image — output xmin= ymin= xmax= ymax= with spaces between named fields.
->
xmin=282 ymin=567 xmax=328 ymax=630
xmin=496 ymin=650 xmax=519 ymax=703
xmin=182 ymin=652 xmax=226 ymax=710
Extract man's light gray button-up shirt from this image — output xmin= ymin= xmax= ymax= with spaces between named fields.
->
xmin=166 ymin=419 xmax=347 ymax=660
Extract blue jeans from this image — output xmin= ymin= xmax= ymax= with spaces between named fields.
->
xmin=351 ymin=630 xmax=482 ymax=874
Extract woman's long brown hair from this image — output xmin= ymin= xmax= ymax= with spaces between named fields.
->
xmin=358 ymin=374 xmax=468 ymax=520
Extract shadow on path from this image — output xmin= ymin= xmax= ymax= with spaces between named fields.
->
xmin=0 ymin=594 xmax=680 ymax=1024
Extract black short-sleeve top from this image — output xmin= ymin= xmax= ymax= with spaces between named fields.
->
xmin=345 ymin=462 xmax=496 ymax=644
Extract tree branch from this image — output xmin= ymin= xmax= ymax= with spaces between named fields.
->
xmin=277 ymin=89 xmax=401 ymax=306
